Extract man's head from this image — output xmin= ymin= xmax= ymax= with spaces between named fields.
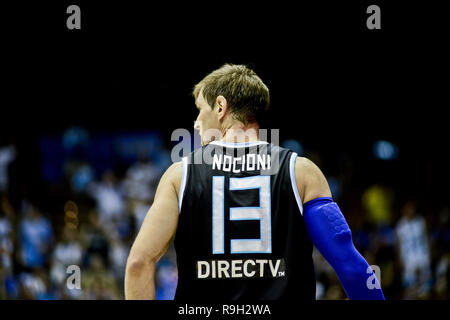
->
xmin=193 ymin=64 xmax=270 ymax=145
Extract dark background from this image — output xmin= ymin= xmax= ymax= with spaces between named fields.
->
xmin=2 ymin=0 xmax=448 ymax=203
xmin=1 ymin=1 xmax=449 ymax=300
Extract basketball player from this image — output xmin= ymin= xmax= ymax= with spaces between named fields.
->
xmin=124 ymin=64 xmax=385 ymax=300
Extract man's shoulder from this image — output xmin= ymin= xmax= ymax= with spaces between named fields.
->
xmin=167 ymin=161 xmax=183 ymax=177
xmin=294 ymin=156 xmax=320 ymax=191
xmin=294 ymin=156 xmax=331 ymax=203
xmin=294 ymin=156 xmax=320 ymax=175
xmin=162 ymin=161 xmax=183 ymax=193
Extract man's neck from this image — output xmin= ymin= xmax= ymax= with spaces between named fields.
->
xmin=220 ymin=122 xmax=260 ymax=143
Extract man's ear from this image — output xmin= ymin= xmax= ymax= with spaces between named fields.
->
xmin=216 ymin=95 xmax=228 ymax=121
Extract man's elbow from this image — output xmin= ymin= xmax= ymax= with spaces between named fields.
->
xmin=126 ymin=253 xmax=156 ymax=276
xmin=333 ymin=248 xmax=370 ymax=281
xmin=343 ymin=249 xmax=367 ymax=269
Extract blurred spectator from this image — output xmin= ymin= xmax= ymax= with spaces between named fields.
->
xmin=0 ymin=195 xmax=16 ymax=299
xmin=431 ymin=206 xmax=450 ymax=299
xmin=362 ymin=184 xmax=394 ymax=227
xmin=434 ymin=252 xmax=450 ymax=299
xmin=312 ymin=247 xmax=345 ymax=300
xmin=109 ymin=235 xmax=129 ymax=292
xmin=155 ymin=245 xmax=178 ymax=300
xmin=18 ymin=204 xmax=53 ymax=269
xmin=431 ymin=206 xmax=450 ymax=260
xmin=122 ymin=154 xmax=160 ymax=235
xmin=67 ymin=162 xmax=96 ymax=194
xmin=129 ymin=200 xmax=149 ymax=234
xmin=155 ymin=259 xmax=178 ymax=300
xmin=82 ymin=254 xmax=121 ymax=300
xmin=79 ymin=210 xmax=110 ymax=267
xmin=61 ymin=126 xmax=95 ymax=194
xmin=1 ymin=128 xmax=449 ymax=300
xmin=88 ymin=170 xmax=126 ymax=227
xmin=395 ymin=200 xmax=432 ymax=299
xmin=123 ymin=154 xmax=161 ymax=202
xmin=0 ymin=201 xmax=14 ymax=276
xmin=49 ymin=227 xmax=83 ymax=289
xmin=18 ymin=268 xmax=57 ymax=300
xmin=0 ymin=144 xmax=16 ymax=193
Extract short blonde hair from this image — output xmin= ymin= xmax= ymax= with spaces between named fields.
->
xmin=193 ymin=64 xmax=270 ymax=124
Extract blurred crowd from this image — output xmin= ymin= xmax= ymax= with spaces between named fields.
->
xmin=314 ymin=186 xmax=450 ymax=300
xmin=0 ymin=128 xmax=449 ymax=300
xmin=0 ymin=128 xmax=176 ymax=300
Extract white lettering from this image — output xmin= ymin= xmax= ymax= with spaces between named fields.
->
xmin=197 ymin=261 xmax=210 ymax=279
xmin=243 ymin=260 xmax=256 ymax=277
xmin=212 ymin=154 xmax=222 ymax=170
xmin=196 ymin=259 xmax=284 ymax=279
xmin=210 ymin=153 xmax=271 ymax=172
xmin=257 ymin=154 xmax=265 ymax=170
xmin=231 ymin=260 xmax=243 ymax=278
xmin=223 ymin=155 xmax=232 ymax=172
xmin=255 ymin=259 xmax=268 ymax=277
xmin=269 ymin=259 xmax=281 ymax=277
xmin=247 ymin=154 xmax=256 ymax=170
xmin=218 ymin=260 xmax=230 ymax=278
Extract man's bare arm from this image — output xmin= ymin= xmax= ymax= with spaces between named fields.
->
xmin=294 ymin=156 xmax=384 ymax=299
xmin=124 ymin=161 xmax=182 ymax=300
xmin=295 ymin=156 xmax=332 ymax=203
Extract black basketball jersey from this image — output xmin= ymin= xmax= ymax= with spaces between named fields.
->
xmin=174 ymin=140 xmax=315 ymax=300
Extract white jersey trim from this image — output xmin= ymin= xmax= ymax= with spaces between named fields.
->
xmin=178 ymin=156 xmax=188 ymax=213
xmin=289 ymin=152 xmax=303 ymax=215
xmin=209 ymin=140 xmax=269 ymax=148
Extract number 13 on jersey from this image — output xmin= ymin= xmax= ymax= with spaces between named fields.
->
xmin=212 ymin=175 xmax=272 ymax=254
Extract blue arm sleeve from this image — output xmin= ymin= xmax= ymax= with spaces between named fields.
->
xmin=303 ymin=197 xmax=385 ymax=300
